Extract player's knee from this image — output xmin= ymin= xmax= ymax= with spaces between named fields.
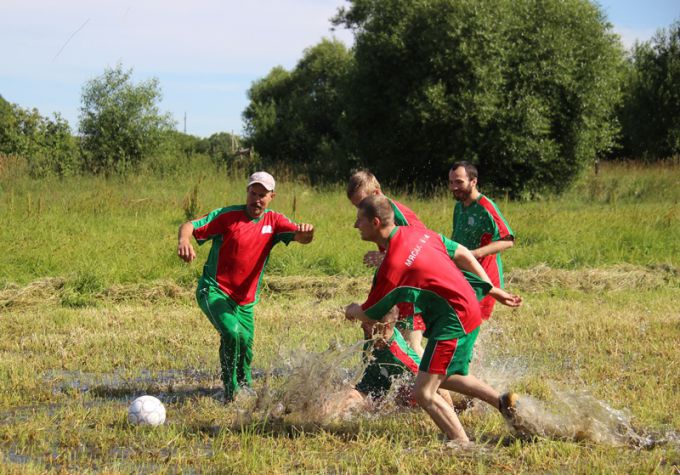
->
xmin=414 ymin=386 xmax=434 ymax=407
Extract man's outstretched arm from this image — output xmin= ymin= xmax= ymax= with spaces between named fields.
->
xmin=453 ymin=243 xmax=522 ymax=308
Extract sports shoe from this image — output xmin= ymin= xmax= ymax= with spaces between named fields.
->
xmin=499 ymin=392 xmax=519 ymax=422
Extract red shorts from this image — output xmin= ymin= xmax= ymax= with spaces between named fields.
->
xmin=420 ymin=327 xmax=480 ymax=376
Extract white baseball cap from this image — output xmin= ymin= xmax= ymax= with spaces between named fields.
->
xmin=247 ymin=171 xmax=276 ymax=191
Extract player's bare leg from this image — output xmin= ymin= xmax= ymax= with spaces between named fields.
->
xmin=402 ymin=328 xmax=425 ymax=357
xmin=414 ymin=371 xmax=469 ymax=442
xmin=321 ymin=388 xmax=369 ymax=417
xmin=440 ymin=374 xmax=500 ymax=409
xmin=436 ymin=388 xmax=454 ymax=407
xmin=441 ymin=374 xmax=521 ymax=430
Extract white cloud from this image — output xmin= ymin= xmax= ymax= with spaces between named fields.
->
xmin=613 ymin=26 xmax=658 ymax=50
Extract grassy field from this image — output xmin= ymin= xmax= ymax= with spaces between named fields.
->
xmin=1 ymin=159 xmax=679 ymax=473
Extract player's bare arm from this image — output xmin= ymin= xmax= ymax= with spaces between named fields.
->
xmin=452 ymin=244 xmax=493 ymax=284
xmin=294 ymin=223 xmax=315 ymax=244
xmin=345 ymin=303 xmax=373 ymax=324
xmin=177 ymin=221 xmax=196 ymax=263
xmin=453 ymin=244 xmax=522 ymax=307
xmin=471 ymin=237 xmax=514 ymax=260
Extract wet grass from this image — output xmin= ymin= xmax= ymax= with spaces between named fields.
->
xmin=1 ymin=271 xmax=679 ymax=473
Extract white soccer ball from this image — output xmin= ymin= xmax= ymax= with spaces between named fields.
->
xmin=128 ymin=395 xmax=166 ymax=426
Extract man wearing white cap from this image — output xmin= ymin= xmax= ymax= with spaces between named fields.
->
xmin=177 ymin=171 xmax=314 ymax=401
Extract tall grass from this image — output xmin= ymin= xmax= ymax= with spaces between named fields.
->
xmin=1 ymin=159 xmax=679 ymax=287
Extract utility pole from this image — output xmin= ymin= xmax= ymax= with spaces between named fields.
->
xmin=183 ymin=112 xmax=187 ymax=134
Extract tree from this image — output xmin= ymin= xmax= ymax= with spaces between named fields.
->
xmin=0 ymin=95 xmax=80 ymax=177
xmin=617 ymin=20 xmax=680 ymax=161
xmin=79 ymin=63 xmax=174 ymax=174
xmin=334 ymin=0 xmax=624 ymax=196
xmin=244 ymin=39 xmax=355 ymax=182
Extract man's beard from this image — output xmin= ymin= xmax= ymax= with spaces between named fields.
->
xmin=454 ymin=186 xmax=473 ymax=202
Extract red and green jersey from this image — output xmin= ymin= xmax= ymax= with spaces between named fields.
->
xmin=361 ymin=226 xmax=491 ymax=341
xmin=191 ymin=205 xmax=298 ymax=305
xmin=452 ymin=194 xmax=514 ymax=288
xmin=379 ymin=197 xmax=427 ymax=320
xmin=389 ymin=197 xmax=425 ymax=229
xmin=378 ymin=197 xmax=425 ymax=253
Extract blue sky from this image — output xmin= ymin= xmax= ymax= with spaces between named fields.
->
xmin=1 ymin=1 xmax=678 ymax=138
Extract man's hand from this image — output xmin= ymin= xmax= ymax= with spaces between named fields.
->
xmin=177 ymin=239 xmax=196 ymax=263
xmin=294 ymin=223 xmax=315 ymax=244
xmin=489 ymin=287 xmax=522 ymax=307
xmin=346 ymin=303 xmax=374 ymax=325
xmin=363 ymin=251 xmax=385 ymax=267
xmin=345 ymin=303 xmax=363 ymax=321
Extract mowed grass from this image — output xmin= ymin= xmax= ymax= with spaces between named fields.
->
xmin=1 ymin=160 xmax=679 ymax=472
xmin=1 ymin=273 xmax=679 ymax=473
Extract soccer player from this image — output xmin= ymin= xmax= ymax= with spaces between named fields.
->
xmin=328 ymin=305 xmax=423 ymax=416
xmin=346 ymin=170 xmax=428 ymax=355
xmin=345 ymin=195 xmax=521 ymax=443
xmin=449 ymin=161 xmax=514 ymax=320
xmin=177 ymin=171 xmax=314 ymax=402
xmin=340 ymin=236 xmax=523 ymax=414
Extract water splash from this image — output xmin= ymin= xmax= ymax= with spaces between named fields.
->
xmin=234 ymin=339 xmax=372 ymax=427
xmin=231 ymin=336 xmax=429 ymax=429
xmin=230 ymin=340 xmax=680 ymax=450
xmin=504 ymin=388 xmax=678 ymax=449
xmin=458 ymin=332 xmax=677 ymax=448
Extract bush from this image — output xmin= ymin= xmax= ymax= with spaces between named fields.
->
xmin=79 ymin=63 xmax=175 ymax=174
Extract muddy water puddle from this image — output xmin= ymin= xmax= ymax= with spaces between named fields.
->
xmin=2 ymin=340 xmax=677 ymax=453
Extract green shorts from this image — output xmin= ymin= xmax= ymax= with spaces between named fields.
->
xmin=419 ymin=327 xmax=480 ymax=377
xmin=356 ymin=328 xmax=420 ymax=399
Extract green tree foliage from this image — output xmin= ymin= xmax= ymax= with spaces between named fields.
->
xmin=167 ymin=130 xmax=202 ymax=158
xmin=618 ymin=20 xmax=680 ymax=161
xmin=0 ymin=95 xmax=22 ymax=154
xmin=0 ymin=95 xmax=80 ymax=178
xmin=196 ymin=132 xmax=239 ymax=165
xmin=334 ymin=0 xmax=624 ymax=196
xmin=32 ymin=113 xmax=80 ymax=178
xmin=79 ymin=64 xmax=175 ymax=174
xmin=244 ymin=39 xmax=355 ymax=182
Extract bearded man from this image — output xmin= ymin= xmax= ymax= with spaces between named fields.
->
xmin=448 ymin=162 xmax=515 ymax=320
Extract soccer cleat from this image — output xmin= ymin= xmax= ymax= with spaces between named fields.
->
xmin=499 ymin=392 xmax=519 ymax=422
